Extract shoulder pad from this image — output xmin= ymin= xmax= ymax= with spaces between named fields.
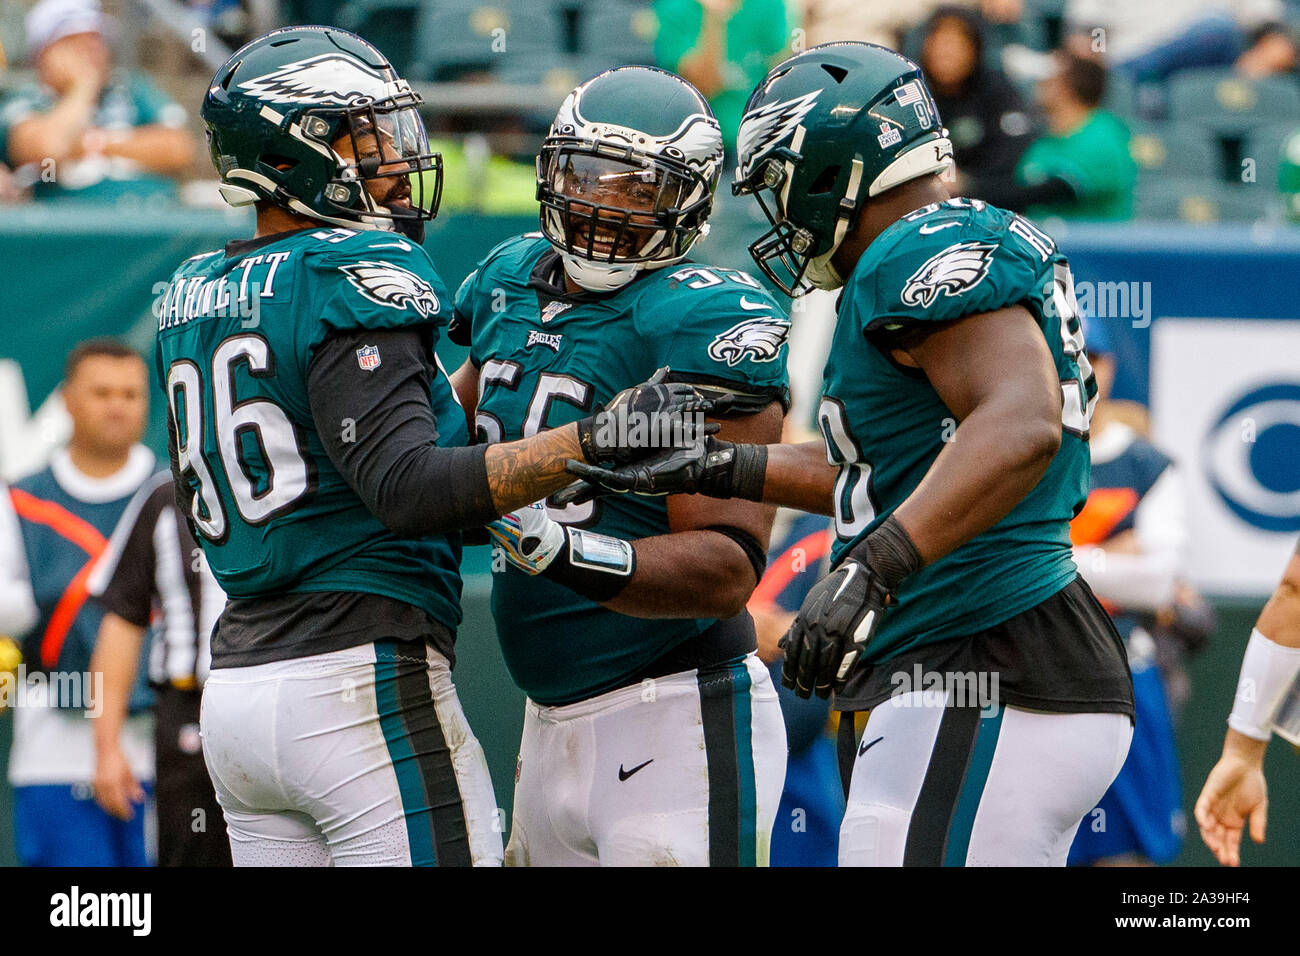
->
xmin=858 ymin=199 xmax=1054 ymax=331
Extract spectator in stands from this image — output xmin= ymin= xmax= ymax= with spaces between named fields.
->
xmin=799 ymin=0 xmax=1022 ymax=54
xmin=0 ymin=162 xmax=24 ymax=202
xmin=1066 ymin=0 xmax=1296 ymax=83
xmin=919 ymin=6 xmax=1036 ymax=204
xmin=654 ymin=0 xmax=793 ymax=149
xmin=1011 ymin=50 xmax=1135 ymax=220
xmin=0 ymin=339 xmax=158 ymax=867
xmin=0 ymin=0 xmax=195 ymax=202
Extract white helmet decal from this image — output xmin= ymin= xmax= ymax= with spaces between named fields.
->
xmin=554 ymin=84 xmax=722 ymax=177
xmin=238 ymin=53 xmax=399 ymax=106
xmin=736 ymin=88 xmax=822 ymax=179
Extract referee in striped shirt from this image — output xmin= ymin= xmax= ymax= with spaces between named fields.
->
xmin=88 ymin=471 xmax=231 ymax=866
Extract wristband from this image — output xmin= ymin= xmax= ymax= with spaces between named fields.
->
xmin=545 ymin=528 xmax=636 ymax=602
xmin=727 ymin=442 xmax=768 ymax=501
xmin=846 ymin=513 xmax=924 ymax=593
xmin=1227 ymin=628 xmax=1300 ymax=741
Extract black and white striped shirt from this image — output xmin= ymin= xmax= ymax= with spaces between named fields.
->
xmin=89 ymin=472 xmax=225 ymax=687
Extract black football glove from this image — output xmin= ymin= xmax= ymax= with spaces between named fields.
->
xmin=780 ymin=515 xmax=923 ymax=700
xmin=553 ymin=436 xmax=767 ymax=506
xmin=574 ymin=367 xmax=719 ymax=466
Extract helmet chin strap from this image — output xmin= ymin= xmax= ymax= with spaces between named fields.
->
xmin=559 ymin=250 xmax=687 ymax=293
xmin=804 ymin=157 xmax=864 ymax=292
xmin=560 ymin=253 xmax=643 ymax=292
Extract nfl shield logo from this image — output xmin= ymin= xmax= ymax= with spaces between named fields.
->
xmin=356 ymin=344 xmax=381 ymax=371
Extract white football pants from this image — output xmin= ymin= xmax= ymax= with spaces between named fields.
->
xmin=201 ymin=641 xmax=503 ymax=866
xmin=840 ymin=692 xmax=1133 ymax=866
xmin=506 ymin=653 xmax=787 ymax=866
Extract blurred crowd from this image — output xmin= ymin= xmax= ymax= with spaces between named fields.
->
xmin=2 ymin=0 xmax=1300 ymax=220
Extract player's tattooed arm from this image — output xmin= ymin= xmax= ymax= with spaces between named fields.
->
xmin=491 ymin=404 xmax=781 ymax=615
xmin=484 ymin=423 xmax=588 ymax=513
xmin=486 ymin=369 xmax=716 ymax=513
xmin=890 ymin=304 xmax=1063 ymax=565
xmin=600 ymin=401 xmax=783 ymax=619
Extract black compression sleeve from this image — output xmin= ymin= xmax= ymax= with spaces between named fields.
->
xmin=307 ymin=326 xmax=498 ymax=537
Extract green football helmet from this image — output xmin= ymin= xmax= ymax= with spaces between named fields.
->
xmin=733 ymin=41 xmax=954 ymax=295
xmin=536 ymin=66 xmax=724 ymax=292
xmin=201 ymin=25 xmax=441 ymax=239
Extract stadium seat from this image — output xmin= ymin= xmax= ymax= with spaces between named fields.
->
xmin=1134 ymin=174 xmax=1278 ymax=223
xmin=335 ymin=0 xmax=423 ymax=77
xmin=1103 ymin=71 xmax=1137 ymax=119
xmin=1167 ymin=69 xmax=1300 ymax=135
xmin=575 ymin=0 xmax=656 ymax=68
xmin=398 ymin=0 xmax=566 ymax=81
xmin=1242 ymin=123 xmax=1300 ymax=190
xmin=1128 ymin=121 xmax=1221 ymax=178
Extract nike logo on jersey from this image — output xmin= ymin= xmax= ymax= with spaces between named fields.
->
xmin=618 ymin=759 xmax=654 ymax=781
xmin=918 ymin=221 xmax=960 ymax=235
xmin=738 ymin=296 xmax=772 ymax=311
xmin=370 ymin=240 xmax=412 ymax=252
xmin=858 ymin=735 xmax=883 ymax=758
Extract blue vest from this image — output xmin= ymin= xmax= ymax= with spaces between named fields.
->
xmin=11 ymin=458 xmax=154 ymax=709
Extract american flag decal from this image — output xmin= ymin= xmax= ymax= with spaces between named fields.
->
xmin=895 ymin=81 xmax=924 ymax=106
xmin=356 ymin=344 xmax=382 ymax=371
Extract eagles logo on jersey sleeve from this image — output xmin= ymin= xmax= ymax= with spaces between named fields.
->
xmin=858 ymin=198 xmax=1055 ymax=334
xmin=339 ymin=260 xmax=441 ymax=317
xmin=306 ymin=229 xmax=450 ymax=354
xmin=646 ymin=265 xmax=792 ymax=413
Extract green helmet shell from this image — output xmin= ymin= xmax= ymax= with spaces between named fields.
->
xmin=537 ymin=66 xmax=724 ymax=291
xmin=202 ymin=25 xmax=441 ymax=233
xmin=733 ymin=41 xmax=954 ymax=295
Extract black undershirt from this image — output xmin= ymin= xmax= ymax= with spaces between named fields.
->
xmin=211 ymin=324 xmax=496 ymax=669
xmin=834 ymin=576 xmax=1135 ymax=719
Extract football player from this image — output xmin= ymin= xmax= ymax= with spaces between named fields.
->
xmin=1195 ymin=541 xmax=1300 ymax=866
xmin=156 ymin=28 xmax=710 ymax=867
xmin=448 ymin=66 xmax=790 ymax=866
xmin=567 ymin=42 xmax=1138 ymax=866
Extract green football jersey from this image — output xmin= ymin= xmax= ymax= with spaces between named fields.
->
xmin=822 ymin=197 xmax=1094 ymax=665
xmin=153 ymin=226 xmax=467 ymax=631
xmin=457 ymin=234 xmax=790 ymax=704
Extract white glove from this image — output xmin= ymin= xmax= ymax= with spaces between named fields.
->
xmin=486 ymin=503 xmax=566 ymax=575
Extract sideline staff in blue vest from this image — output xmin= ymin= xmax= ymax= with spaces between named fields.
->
xmin=0 ymin=339 xmax=157 ymax=866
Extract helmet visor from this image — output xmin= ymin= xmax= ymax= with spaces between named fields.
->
xmin=331 ymin=98 xmax=442 ymax=222
xmin=539 ymin=147 xmax=693 ymax=263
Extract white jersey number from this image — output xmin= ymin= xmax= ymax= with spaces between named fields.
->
xmin=818 ymin=396 xmax=876 ymax=539
xmin=166 ymin=334 xmax=311 ymax=540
